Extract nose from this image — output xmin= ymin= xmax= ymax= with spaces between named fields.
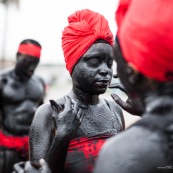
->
xmin=99 ymin=69 xmax=108 ymax=76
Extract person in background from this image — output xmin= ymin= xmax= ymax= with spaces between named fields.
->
xmin=94 ymin=0 xmax=173 ymax=172
xmin=29 ymin=9 xmax=124 ymax=173
xmin=0 ymin=39 xmax=46 ymax=173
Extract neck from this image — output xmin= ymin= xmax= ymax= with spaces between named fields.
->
xmin=14 ymin=69 xmax=29 ymax=82
xmin=69 ymin=87 xmax=99 ymax=105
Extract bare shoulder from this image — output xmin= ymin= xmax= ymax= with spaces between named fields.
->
xmin=94 ymin=126 xmax=165 ymax=173
xmin=34 ymin=75 xmax=45 ymax=85
xmin=31 ymin=103 xmax=53 ymax=129
xmin=33 ymin=97 xmax=66 ymax=123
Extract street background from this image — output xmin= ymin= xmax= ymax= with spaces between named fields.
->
xmin=0 ymin=0 xmax=140 ymax=128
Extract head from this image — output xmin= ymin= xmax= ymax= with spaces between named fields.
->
xmin=72 ymin=40 xmax=113 ymax=95
xmin=15 ymin=39 xmax=41 ymax=80
xmin=114 ymin=0 xmax=173 ymax=99
xmin=62 ymin=9 xmax=114 ymax=95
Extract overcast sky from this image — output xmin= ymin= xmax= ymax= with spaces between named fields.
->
xmin=0 ymin=0 xmax=119 ymax=65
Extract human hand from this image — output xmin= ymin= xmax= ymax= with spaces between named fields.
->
xmin=50 ymin=96 xmax=84 ymax=139
xmin=109 ymin=75 xmax=144 ymax=116
xmin=13 ymin=159 xmax=51 ymax=173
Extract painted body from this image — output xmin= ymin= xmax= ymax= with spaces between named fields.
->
xmin=29 ymin=42 xmax=125 ymax=173
xmin=93 ymin=36 xmax=173 ymax=173
xmin=0 ymin=40 xmax=45 ymax=173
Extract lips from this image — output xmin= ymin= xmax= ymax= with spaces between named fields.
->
xmin=95 ymin=79 xmax=110 ymax=87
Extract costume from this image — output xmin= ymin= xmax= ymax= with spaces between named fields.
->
xmin=0 ymin=131 xmax=28 ymax=158
xmin=65 ymin=135 xmax=113 ymax=173
xmin=61 ymin=97 xmax=124 ymax=173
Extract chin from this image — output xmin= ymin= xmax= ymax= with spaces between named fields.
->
xmin=93 ymin=88 xmax=107 ymax=95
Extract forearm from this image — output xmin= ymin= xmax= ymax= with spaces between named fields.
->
xmin=46 ymin=134 xmax=70 ymax=173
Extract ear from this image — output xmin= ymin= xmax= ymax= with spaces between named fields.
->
xmin=127 ymin=63 xmax=141 ymax=84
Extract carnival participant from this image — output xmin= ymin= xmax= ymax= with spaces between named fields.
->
xmin=0 ymin=39 xmax=45 ymax=173
xmin=94 ymin=0 xmax=173 ymax=172
xmin=29 ymin=9 xmax=124 ymax=173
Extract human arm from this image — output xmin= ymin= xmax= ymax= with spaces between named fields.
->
xmin=29 ymin=96 xmax=84 ymax=173
xmin=45 ymin=97 xmax=83 ymax=173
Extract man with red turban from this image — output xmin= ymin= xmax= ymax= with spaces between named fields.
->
xmin=94 ymin=0 xmax=173 ymax=173
xmin=29 ymin=9 xmax=124 ymax=173
xmin=0 ymin=39 xmax=45 ymax=173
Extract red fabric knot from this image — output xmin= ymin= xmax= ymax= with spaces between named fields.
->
xmin=62 ymin=9 xmax=114 ymax=74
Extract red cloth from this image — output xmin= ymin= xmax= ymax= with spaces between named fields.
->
xmin=65 ymin=135 xmax=112 ymax=173
xmin=0 ymin=131 xmax=29 ymax=158
xmin=18 ymin=43 xmax=41 ymax=58
xmin=116 ymin=0 xmax=173 ymax=81
xmin=62 ymin=9 xmax=114 ymax=74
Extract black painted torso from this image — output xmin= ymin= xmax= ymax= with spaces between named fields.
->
xmin=0 ymin=69 xmax=45 ymax=136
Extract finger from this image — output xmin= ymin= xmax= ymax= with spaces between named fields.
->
xmin=13 ymin=162 xmax=25 ymax=173
xmin=65 ymin=96 xmax=75 ymax=111
xmin=24 ymin=161 xmax=36 ymax=171
xmin=77 ymin=108 xmax=84 ymax=123
xmin=71 ymin=98 xmax=79 ymax=114
xmin=39 ymin=159 xmax=51 ymax=173
xmin=111 ymin=94 xmax=140 ymax=115
xmin=111 ymin=94 xmax=131 ymax=110
xmin=50 ymin=100 xmax=62 ymax=113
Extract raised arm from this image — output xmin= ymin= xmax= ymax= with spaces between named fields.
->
xmin=29 ymin=96 xmax=84 ymax=173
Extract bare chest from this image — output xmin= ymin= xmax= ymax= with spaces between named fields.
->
xmin=2 ymin=77 xmax=44 ymax=104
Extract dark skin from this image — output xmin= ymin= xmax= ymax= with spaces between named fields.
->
xmin=0 ymin=53 xmax=45 ymax=173
xmin=109 ymin=74 xmax=144 ymax=115
xmin=29 ymin=41 xmax=124 ymax=173
xmin=93 ymin=39 xmax=173 ymax=173
xmin=108 ymin=39 xmax=148 ymax=116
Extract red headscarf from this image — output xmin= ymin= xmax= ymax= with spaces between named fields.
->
xmin=62 ymin=9 xmax=114 ymax=74
xmin=17 ymin=43 xmax=41 ymax=58
xmin=116 ymin=0 xmax=173 ymax=81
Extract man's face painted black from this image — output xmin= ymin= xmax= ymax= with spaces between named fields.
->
xmin=15 ymin=55 xmax=39 ymax=80
xmin=72 ymin=42 xmax=113 ymax=95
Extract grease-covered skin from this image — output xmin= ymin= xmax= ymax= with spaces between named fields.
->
xmin=93 ymin=38 xmax=173 ymax=173
xmin=29 ymin=42 xmax=125 ymax=173
xmin=0 ymin=50 xmax=45 ymax=173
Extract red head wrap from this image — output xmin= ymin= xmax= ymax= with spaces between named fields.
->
xmin=62 ymin=9 xmax=114 ymax=74
xmin=17 ymin=43 xmax=41 ymax=58
xmin=116 ymin=0 xmax=173 ymax=81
